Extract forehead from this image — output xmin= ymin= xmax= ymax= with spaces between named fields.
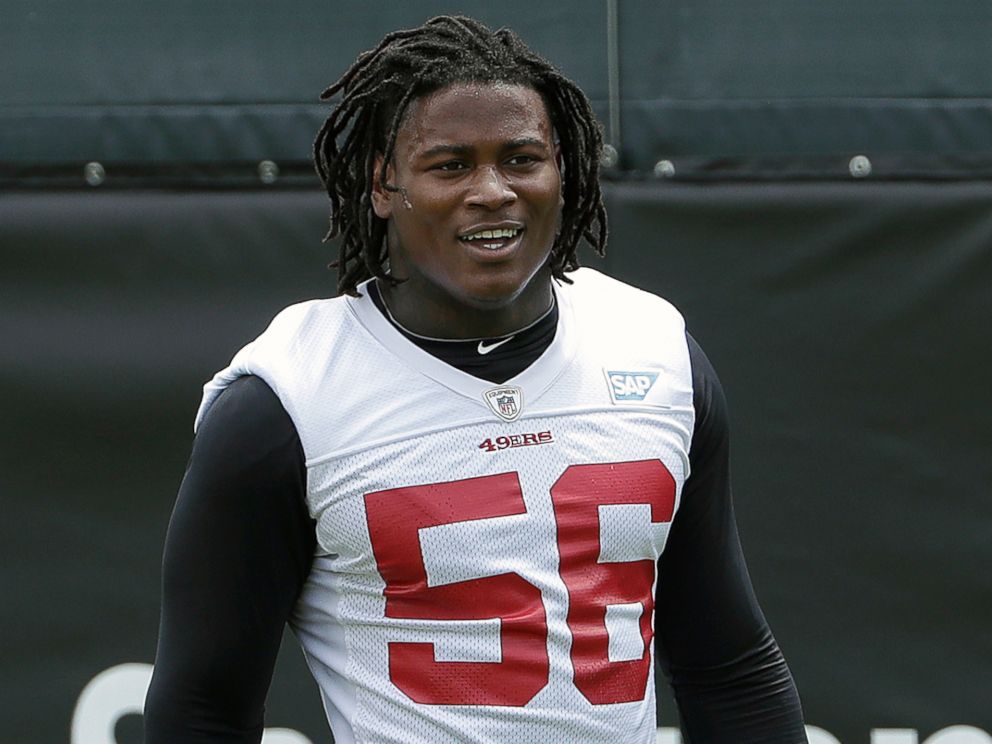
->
xmin=396 ymin=82 xmax=554 ymax=153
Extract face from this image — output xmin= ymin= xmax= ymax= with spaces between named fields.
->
xmin=371 ymin=82 xmax=562 ymax=338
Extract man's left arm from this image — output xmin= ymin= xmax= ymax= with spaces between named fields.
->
xmin=654 ymin=332 xmax=807 ymax=743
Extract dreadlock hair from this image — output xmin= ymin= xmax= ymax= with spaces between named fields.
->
xmin=314 ymin=15 xmax=608 ymax=296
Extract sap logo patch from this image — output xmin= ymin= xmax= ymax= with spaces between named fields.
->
xmin=605 ymin=370 xmax=661 ymax=403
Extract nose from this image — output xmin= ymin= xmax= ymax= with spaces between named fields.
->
xmin=466 ymin=166 xmax=516 ymax=209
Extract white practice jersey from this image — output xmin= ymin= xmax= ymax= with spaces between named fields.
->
xmin=196 ymin=268 xmax=696 ymax=744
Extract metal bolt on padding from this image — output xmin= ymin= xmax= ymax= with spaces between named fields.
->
xmin=258 ymin=160 xmax=280 ymax=185
xmin=600 ymin=144 xmax=619 ymax=169
xmin=84 ymin=162 xmax=105 ymax=187
xmin=654 ymin=160 xmax=676 ymax=178
xmin=849 ymin=155 xmax=872 ymax=178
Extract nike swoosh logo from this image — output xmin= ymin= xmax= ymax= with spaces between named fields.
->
xmin=477 ymin=336 xmax=515 ymax=355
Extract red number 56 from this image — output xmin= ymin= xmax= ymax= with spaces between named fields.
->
xmin=364 ymin=459 xmax=676 ymax=707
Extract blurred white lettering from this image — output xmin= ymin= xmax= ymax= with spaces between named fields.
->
xmin=807 ymin=726 xmax=843 ymax=744
xmin=657 ymin=726 xmax=992 ymax=744
xmin=72 ymin=663 xmax=313 ymax=744
xmin=922 ymin=728 xmax=992 ymax=744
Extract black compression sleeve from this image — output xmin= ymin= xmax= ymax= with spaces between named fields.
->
xmin=654 ymin=334 xmax=806 ymax=743
xmin=145 ymin=376 xmax=314 ymax=744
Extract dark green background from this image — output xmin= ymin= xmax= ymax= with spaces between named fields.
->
xmin=3 ymin=1 xmax=991 ymax=172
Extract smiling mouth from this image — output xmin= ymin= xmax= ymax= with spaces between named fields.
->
xmin=459 ymin=227 xmax=523 ymax=251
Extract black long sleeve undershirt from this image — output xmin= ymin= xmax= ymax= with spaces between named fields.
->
xmin=145 ymin=375 xmax=314 ymax=744
xmin=145 ymin=334 xmax=805 ymax=743
xmin=655 ymin=336 xmax=806 ymax=743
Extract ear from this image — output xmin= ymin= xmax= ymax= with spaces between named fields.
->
xmin=370 ymin=154 xmax=394 ymax=219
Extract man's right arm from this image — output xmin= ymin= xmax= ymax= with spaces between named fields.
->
xmin=144 ymin=375 xmax=314 ymax=743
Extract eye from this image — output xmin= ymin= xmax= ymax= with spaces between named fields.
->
xmin=434 ymin=160 xmax=468 ymax=172
xmin=506 ymin=154 xmax=539 ymax=167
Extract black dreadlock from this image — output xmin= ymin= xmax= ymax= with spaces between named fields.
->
xmin=314 ymin=15 xmax=608 ymax=296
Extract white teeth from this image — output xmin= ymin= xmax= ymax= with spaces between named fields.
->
xmin=462 ymin=228 xmax=520 ymax=241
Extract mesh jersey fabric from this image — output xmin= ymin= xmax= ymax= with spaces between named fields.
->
xmin=196 ymin=268 xmax=696 ymax=744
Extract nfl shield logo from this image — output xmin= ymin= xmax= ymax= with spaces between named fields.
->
xmin=483 ymin=386 xmax=523 ymax=422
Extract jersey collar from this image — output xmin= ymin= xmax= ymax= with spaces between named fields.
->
xmin=346 ymin=278 xmax=578 ymax=413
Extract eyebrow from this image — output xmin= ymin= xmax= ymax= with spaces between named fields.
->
xmin=418 ymin=137 xmax=550 ymax=159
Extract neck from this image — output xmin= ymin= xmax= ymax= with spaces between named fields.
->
xmin=376 ymin=272 xmax=554 ymax=340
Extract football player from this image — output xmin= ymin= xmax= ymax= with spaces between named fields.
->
xmin=145 ymin=15 xmax=807 ymax=743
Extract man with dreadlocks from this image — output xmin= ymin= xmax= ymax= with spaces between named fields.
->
xmin=146 ymin=15 xmax=806 ymax=744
